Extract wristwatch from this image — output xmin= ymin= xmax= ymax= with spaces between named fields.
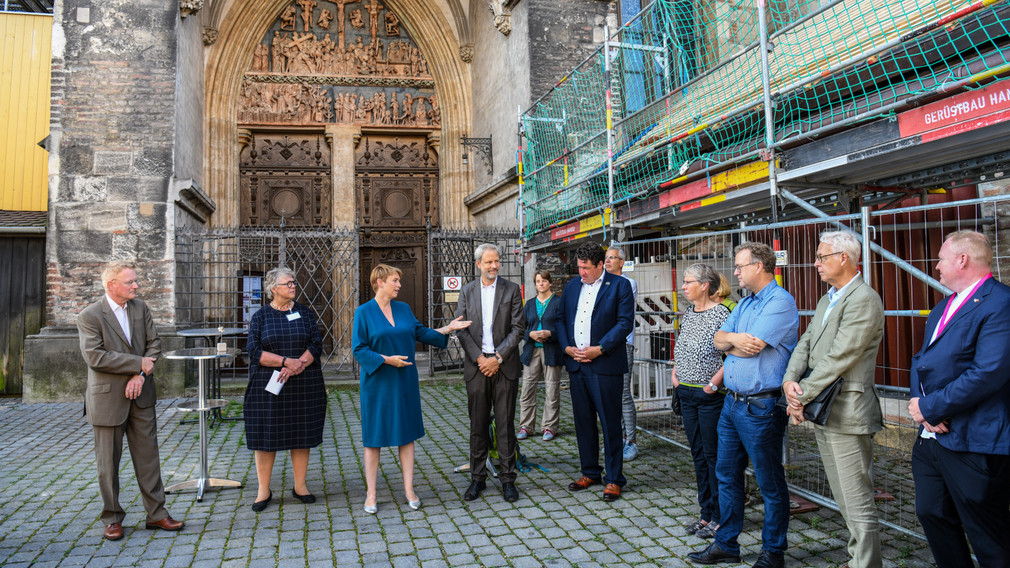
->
xmin=495 ymin=353 xmax=503 ymax=363
xmin=598 ymin=345 xmax=607 ymax=355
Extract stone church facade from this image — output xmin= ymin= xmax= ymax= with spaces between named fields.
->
xmin=24 ymin=0 xmax=618 ymax=400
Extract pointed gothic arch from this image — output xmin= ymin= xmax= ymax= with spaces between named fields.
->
xmin=205 ymin=0 xmax=474 ymax=227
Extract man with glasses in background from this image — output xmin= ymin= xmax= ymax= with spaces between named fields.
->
xmin=689 ymin=242 xmax=798 ymax=568
xmin=604 ymin=246 xmax=641 ymax=461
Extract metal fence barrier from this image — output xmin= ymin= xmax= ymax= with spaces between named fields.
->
xmin=175 ymin=226 xmax=360 ymax=379
xmin=618 ymin=192 xmax=1010 ymax=537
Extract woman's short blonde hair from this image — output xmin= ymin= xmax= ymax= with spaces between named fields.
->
xmin=370 ymin=264 xmax=403 ymax=292
xmin=714 ymin=273 xmax=733 ymax=301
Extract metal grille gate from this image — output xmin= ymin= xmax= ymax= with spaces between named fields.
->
xmin=176 ymin=227 xmax=359 ymax=377
xmin=426 ymin=227 xmax=522 ymax=374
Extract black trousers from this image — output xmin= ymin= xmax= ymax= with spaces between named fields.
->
xmin=465 ymin=369 xmax=519 ymax=483
xmin=913 ymin=437 xmax=1010 ymax=568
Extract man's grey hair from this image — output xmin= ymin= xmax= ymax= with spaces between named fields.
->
xmin=819 ymin=231 xmax=861 ymax=263
xmin=263 ymin=266 xmax=296 ymax=300
xmin=101 ymin=261 xmax=136 ymax=288
xmin=607 ymin=246 xmax=626 ymax=260
xmin=474 ymin=243 xmax=501 ymax=262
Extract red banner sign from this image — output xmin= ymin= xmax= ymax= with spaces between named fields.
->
xmin=899 ymin=82 xmax=1010 ymax=138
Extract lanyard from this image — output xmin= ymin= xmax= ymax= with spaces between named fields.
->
xmin=933 ymin=274 xmax=990 ymax=339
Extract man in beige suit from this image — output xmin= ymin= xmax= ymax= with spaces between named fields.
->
xmin=782 ymin=231 xmax=884 ymax=568
xmin=77 ymin=261 xmax=184 ymax=540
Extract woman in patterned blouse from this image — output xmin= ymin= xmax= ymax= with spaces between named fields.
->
xmin=673 ymin=263 xmax=732 ymax=539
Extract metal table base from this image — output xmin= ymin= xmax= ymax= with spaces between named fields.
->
xmin=164 ymin=348 xmax=243 ymax=501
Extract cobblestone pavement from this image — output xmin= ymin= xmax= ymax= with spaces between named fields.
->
xmin=0 ymin=384 xmax=935 ymax=567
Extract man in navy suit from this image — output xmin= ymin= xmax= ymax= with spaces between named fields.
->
xmin=557 ymin=241 xmax=635 ymax=502
xmin=910 ymin=230 xmax=1010 ymax=568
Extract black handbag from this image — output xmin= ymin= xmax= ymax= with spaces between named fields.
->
xmin=803 ymin=376 xmax=844 ymax=426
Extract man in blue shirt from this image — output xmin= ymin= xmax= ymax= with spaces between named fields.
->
xmin=689 ymin=242 xmax=798 ymax=568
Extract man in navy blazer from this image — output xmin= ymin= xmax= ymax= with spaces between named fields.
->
xmin=557 ymin=241 xmax=635 ymax=502
xmin=909 ymin=230 xmax=1010 ymax=568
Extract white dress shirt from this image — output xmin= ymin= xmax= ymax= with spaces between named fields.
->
xmin=574 ymin=274 xmax=605 ymax=349
xmin=106 ymin=294 xmax=131 ymax=345
xmin=480 ymin=278 xmax=497 ymax=354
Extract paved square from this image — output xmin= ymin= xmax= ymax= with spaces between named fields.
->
xmin=0 ymin=385 xmax=934 ymax=567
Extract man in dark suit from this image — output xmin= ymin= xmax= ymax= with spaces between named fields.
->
xmin=557 ymin=241 xmax=635 ymax=502
xmin=456 ymin=243 xmax=525 ymax=502
xmin=77 ymin=261 xmax=184 ymax=540
xmin=909 ymin=230 xmax=1010 ymax=568
xmin=783 ymin=231 xmax=884 ymax=568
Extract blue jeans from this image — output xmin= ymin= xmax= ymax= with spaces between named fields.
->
xmin=621 ymin=344 xmax=636 ymax=441
xmin=715 ymin=394 xmax=789 ymax=555
xmin=679 ymin=385 xmax=724 ymax=524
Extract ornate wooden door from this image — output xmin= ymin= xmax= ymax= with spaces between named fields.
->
xmin=239 ymin=132 xmax=332 ymax=227
xmin=356 ymin=134 xmax=439 ymax=317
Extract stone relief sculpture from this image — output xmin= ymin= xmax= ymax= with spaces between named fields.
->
xmin=241 ymin=0 xmax=438 ymax=129
xmin=280 ymin=5 xmax=297 ymax=30
xmin=349 ymin=9 xmax=364 ymax=28
xmin=384 ymin=11 xmax=400 ymax=36
xmin=488 ymin=0 xmax=521 ymax=36
xmin=318 ymin=9 xmax=333 ymax=29
xmin=180 ymin=0 xmax=203 ymax=19
xmin=297 ymin=0 xmax=316 ymax=29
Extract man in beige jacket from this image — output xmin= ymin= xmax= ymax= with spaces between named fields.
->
xmin=77 ymin=261 xmax=183 ymax=540
xmin=782 ymin=231 xmax=884 ymax=568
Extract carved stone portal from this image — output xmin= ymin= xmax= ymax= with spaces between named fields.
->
xmin=239 ymin=0 xmax=438 ymax=129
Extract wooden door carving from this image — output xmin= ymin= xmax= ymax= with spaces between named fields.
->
xmin=239 ymin=132 xmax=332 ymax=227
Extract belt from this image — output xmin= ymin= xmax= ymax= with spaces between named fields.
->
xmin=726 ymin=387 xmax=782 ymax=403
xmin=483 ymin=353 xmax=496 ymax=357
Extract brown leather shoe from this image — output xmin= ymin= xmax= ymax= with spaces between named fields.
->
xmin=602 ymin=483 xmax=621 ymax=502
xmin=145 ymin=516 xmax=184 ymax=531
xmin=103 ymin=522 xmax=124 ymax=540
xmin=567 ymin=476 xmax=601 ymax=491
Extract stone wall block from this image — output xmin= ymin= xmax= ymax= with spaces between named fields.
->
xmin=107 ymin=176 xmax=164 ymax=202
xmin=93 ymin=151 xmax=133 ymax=174
xmin=71 ymin=176 xmax=109 ymax=201
xmin=111 ymin=232 xmax=140 ymax=260
xmin=127 ymin=202 xmax=168 ymax=233
xmin=85 ymin=206 xmax=129 ymax=232
xmin=60 ymin=146 xmax=94 ymax=175
xmin=56 ymin=231 xmax=114 ymax=263
xmin=134 ymin=147 xmax=173 ymax=177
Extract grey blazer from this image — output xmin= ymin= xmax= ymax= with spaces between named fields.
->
xmin=782 ymin=278 xmax=884 ymax=435
xmin=77 ymin=297 xmax=162 ymax=427
xmin=456 ymin=277 xmax=525 ymax=381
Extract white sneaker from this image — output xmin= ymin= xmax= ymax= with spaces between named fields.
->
xmin=517 ymin=427 xmax=529 ymax=440
xmin=542 ymin=429 xmax=555 ymax=441
xmin=623 ymin=441 xmax=639 ymax=461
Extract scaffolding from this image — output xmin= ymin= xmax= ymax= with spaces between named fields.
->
xmin=519 ymin=0 xmax=1010 ymax=239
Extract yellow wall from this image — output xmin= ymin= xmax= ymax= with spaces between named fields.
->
xmin=0 ymin=13 xmax=51 ymax=212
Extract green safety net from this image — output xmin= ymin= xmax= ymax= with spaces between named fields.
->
xmin=520 ymin=0 xmax=1010 ymax=239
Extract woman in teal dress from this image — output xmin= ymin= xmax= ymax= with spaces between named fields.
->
xmin=352 ymin=264 xmax=470 ymax=513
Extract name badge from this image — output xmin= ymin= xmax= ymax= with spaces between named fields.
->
xmin=286 ymin=312 xmax=301 ymax=321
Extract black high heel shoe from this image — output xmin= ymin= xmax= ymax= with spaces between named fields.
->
xmin=251 ymin=490 xmax=272 ymax=512
xmin=292 ymin=488 xmax=316 ymax=504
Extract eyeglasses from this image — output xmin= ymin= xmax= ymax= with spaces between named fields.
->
xmin=733 ymin=261 xmax=759 ymax=272
xmin=682 ymin=279 xmax=699 ymax=285
xmin=814 ymin=251 xmax=844 ymax=263
xmin=278 ymin=281 xmax=298 ymax=288
xmin=114 ymin=279 xmax=138 ymax=286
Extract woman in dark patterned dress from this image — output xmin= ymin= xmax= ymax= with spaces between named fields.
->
xmin=673 ymin=263 xmax=732 ymax=539
xmin=244 ymin=266 xmax=326 ymax=512
xmin=352 ymin=264 xmax=470 ymax=513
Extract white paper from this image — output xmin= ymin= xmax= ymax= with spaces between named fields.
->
xmin=265 ymin=370 xmax=284 ymax=395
